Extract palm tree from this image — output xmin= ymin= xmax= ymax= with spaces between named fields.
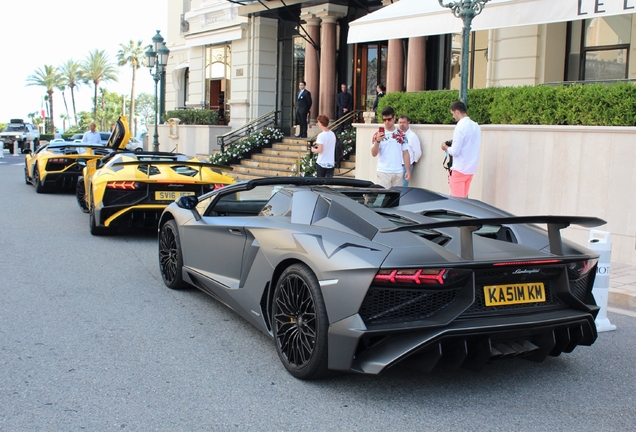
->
xmin=117 ymin=40 xmax=146 ymax=134
xmin=26 ymin=65 xmax=63 ymax=133
xmin=59 ymin=60 xmax=83 ymax=127
xmin=80 ymin=49 xmax=119 ymax=121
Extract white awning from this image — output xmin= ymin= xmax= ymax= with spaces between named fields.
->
xmin=172 ymin=62 xmax=189 ymax=91
xmin=348 ymin=0 xmax=636 ymax=43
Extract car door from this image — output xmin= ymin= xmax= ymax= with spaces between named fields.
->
xmin=180 ymin=189 xmax=268 ymax=290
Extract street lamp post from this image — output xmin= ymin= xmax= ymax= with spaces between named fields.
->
xmin=145 ymin=30 xmax=170 ymax=152
xmin=438 ymin=0 xmax=490 ymax=106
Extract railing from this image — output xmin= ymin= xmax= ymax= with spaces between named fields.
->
xmin=217 ymin=110 xmax=280 ymax=153
xmin=306 ymin=110 xmax=362 ymax=149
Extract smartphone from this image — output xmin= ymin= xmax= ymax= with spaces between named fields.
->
xmin=379 ymin=127 xmax=385 ymax=133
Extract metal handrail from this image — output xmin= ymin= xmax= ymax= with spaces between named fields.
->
xmin=217 ymin=110 xmax=280 ymax=152
xmin=307 ymin=110 xmax=362 ymax=149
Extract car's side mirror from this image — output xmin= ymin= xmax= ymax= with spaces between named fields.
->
xmin=22 ymin=148 xmax=32 ymax=155
xmin=177 ymin=195 xmax=201 ymax=221
xmin=177 ymin=195 xmax=199 ymax=210
xmin=76 ymin=158 xmax=87 ymax=167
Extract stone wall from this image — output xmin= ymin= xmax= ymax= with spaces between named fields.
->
xmin=355 ymin=123 xmax=636 ymax=264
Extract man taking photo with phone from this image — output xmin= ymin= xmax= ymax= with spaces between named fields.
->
xmin=371 ymin=106 xmax=410 ymax=189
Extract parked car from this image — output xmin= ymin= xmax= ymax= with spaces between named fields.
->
xmin=76 ymin=117 xmax=235 ymax=235
xmin=157 ymin=177 xmax=605 ymax=379
xmin=66 ymin=132 xmax=111 ymax=145
xmin=23 ymin=142 xmax=112 ymax=193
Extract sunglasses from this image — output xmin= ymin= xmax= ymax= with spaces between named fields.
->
xmin=382 ymin=117 xmax=393 ymax=121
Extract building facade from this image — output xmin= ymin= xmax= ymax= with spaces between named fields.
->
xmin=163 ymin=0 xmax=636 ymax=134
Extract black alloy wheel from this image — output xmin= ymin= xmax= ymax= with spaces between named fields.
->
xmin=76 ymin=177 xmax=89 ymax=213
xmin=272 ymin=263 xmax=330 ymax=380
xmin=24 ymin=166 xmax=29 ymax=184
xmin=159 ymin=220 xmax=187 ymax=290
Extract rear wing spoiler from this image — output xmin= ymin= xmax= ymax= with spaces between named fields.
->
xmin=112 ymin=160 xmax=233 ymax=181
xmin=112 ymin=160 xmax=233 ymax=171
xmin=379 ymin=215 xmax=606 ymax=259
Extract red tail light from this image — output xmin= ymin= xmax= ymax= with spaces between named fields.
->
xmin=493 ymin=259 xmax=561 ymax=267
xmin=48 ymin=158 xmax=69 ymax=164
xmin=107 ymin=181 xmax=139 ymax=190
xmin=567 ymin=259 xmax=598 ymax=277
xmin=373 ymin=268 xmax=472 ymax=286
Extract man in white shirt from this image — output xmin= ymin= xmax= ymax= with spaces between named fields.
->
xmin=310 ymin=115 xmax=336 ymax=177
xmin=82 ymin=122 xmax=102 ymax=144
xmin=371 ymin=106 xmax=410 ymax=189
xmin=441 ymin=101 xmax=481 ymax=198
xmin=398 ymin=115 xmax=422 ymax=186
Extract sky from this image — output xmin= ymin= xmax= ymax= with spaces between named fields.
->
xmin=1 ymin=0 xmax=168 ymax=132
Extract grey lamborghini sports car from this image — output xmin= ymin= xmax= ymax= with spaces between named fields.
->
xmin=157 ymin=177 xmax=605 ymax=380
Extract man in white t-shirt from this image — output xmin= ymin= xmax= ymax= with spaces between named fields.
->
xmin=82 ymin=122 xmax=102 ymax=144
xmin=310 ymin=115 xmax=336 ymax=177
xmin=371 ymin=106 xmax=410 ymax=189
xmin=398 ymin=115 xmax=422 ymax=186
xmin=441 ymin=100 xmax=481 ymax=198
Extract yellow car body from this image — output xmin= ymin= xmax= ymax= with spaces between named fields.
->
xmin=24 ymin=115 xmax=133 ymax=193
xmin=24 ymin=142 xmax=111 ymax=193
xmin=76 ymin=118 xmax=235 ymax=235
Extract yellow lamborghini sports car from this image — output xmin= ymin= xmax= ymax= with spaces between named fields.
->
xmin=77 ymin=150 xmax=235 ymax=235
xmin=24 ymin=142 xmax=112 ymax=193
xmin=23 ymin=116 xmax=134 ymax=193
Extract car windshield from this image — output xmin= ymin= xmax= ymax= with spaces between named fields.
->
xmin=5 ymin=125 xmax=25 ymax=131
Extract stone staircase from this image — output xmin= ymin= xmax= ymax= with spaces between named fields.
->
xmin=227 ymin=137 xmax=356 ymax=182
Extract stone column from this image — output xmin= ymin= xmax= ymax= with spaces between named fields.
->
xmin=386 ymin=39 xmax=404 ymax=93
xmin=301 ymin=13 xmax=321 ymax=124
xmin=318 ymin=15 xmax=338 ymax=120
xmin=406 ymin=37 xmax=426 ymax=92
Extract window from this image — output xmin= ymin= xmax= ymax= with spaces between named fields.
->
xmin=567 ymin=15 xmax=632 ymax=81
xmin=205 ymin=44 xmax=231 ymax=124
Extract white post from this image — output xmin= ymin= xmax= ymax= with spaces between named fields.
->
xmin=588 ymin=230 xmax=616 ymax=332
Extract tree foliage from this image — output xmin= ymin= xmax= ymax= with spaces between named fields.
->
xmin=80 ymin=49 xmax=119 ymax=120
xmin=117 ymin=40 xmax=147 ymax=135
xmin=26 ymin=65 xmax=63 ymax=133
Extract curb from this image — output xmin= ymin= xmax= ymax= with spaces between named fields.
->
xmin=609 ymin=288 xmax=636 ymax=312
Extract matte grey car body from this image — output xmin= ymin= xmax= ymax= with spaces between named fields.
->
xmin=158 ymin=177 xmax=605 ymax=379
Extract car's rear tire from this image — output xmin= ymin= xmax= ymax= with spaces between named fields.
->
xmin=89 ymin=195 xmax=109 ymax=236
xmin=24 ymin=166 xmax=29 ymax=184
xmin=272 ymin=263 xmax=331 ymax=380
xmin=76 ymin=177 xmax=89 ymax=213
xmin=33 ymin=165 xmax=48 ymax=193
xmin=159 ymin=220 xmax=188 ymax=290
xmin=134 ymin=147 xmax=143 ymax=152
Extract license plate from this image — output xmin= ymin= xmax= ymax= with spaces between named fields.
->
xmin=483 ymin=282 xmax=546 ymax=306
xmin=155 ymin=191 xmax=196 ymax=201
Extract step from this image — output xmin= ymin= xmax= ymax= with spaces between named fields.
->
xmin=231 ymin=165 xmax=298 ymax=177
xmin=251 ymin=154 xmax=302 ymax=165
xmin=240 ymin=159 xmax=296 ymax=170
xmin=275 ymin=141 xmax=310 ymax=150
xmin=262 ymin=148 xmax=308 ymax=158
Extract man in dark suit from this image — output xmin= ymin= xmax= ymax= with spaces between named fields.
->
xmin=295 ymin=81 xmax=312 ymax=138
xmin=336 ymin=83 xmax=352 ymax=119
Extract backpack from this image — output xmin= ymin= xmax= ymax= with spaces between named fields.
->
xmin=334 ymin=137 xmax=345 ymax=168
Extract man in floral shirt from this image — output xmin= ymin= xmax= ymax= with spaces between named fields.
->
xmin=371 ymin=106 xmax=410 ymax=188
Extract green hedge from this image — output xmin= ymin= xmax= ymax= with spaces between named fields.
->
xmin=377 ymin=83 xmax=636 ymax=126
xmin=162 ymin=109 xmax=219 ymax=125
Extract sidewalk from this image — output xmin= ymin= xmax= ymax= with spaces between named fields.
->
xmin=609 ymin=261 xmax=636 ymax=312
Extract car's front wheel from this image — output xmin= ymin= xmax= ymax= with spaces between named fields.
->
xmin=159 ymin=220 xmax=188 ymax=289
xmin=272 ymin=263 xmax=330 ymax=380
xmin=76 ymin=177 xmax=89 ymax=213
